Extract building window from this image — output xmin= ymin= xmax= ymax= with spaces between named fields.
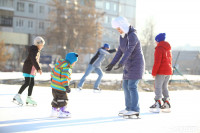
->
xmin=39 ymin=21 xmax=44 ymax=29
xmin=104 ymin=16 xmax=108 ymax=23
xmin=105 ymin=2 xmax=110 ymax=10
xmin=17 ymin=2 xmax=24 ymax=12
xmin=0 ymin=16 xmax=13 ymax=27
xmin=39 ymin=6 xmax=44 ymax=14
xmin=16 ymin=19 xmax=24 ymax=27
xmin=28 ymin=21 xmax=33 ymax=28
xmin=29 ymin=4 xmax=34 ymax=13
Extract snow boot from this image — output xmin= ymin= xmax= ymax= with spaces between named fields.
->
xmin=161 ymin=98 xmax=171 ymax=113
xmin=150 ymin=99 xmax=161 ymax=113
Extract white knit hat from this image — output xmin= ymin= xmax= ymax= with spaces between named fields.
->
xmin=33 ymin=36 xmax=45 ymax=45
xmin=111 ymin=16 xmax=130 ymax=33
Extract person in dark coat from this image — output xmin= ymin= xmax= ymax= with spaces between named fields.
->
xmin=106 ymin=16 xmax=145 ymax=116
xmin=13 ymin=36 xmax=45 ymax=106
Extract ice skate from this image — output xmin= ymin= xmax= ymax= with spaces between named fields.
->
xmin=58 ymin=106 xmax=71 ymax=118
xmin=93 ymin=88 xmax=101 ymax=93
xmin=50 ymin=107 xmax=59 ymax=117
xmin=118 ymin=109 xmax=128 ymax=116
xmin=26 ymin=96 xmax=37 ymax=106
xmin=149 ymin=99 xmax=161 ymax=113
xmin=161 ymin=98 xmax=171 ymax=113
xmin=76 ymin=87 xmax=82 ymax=91
xmin=13 ymin=94 xmax=23 ymax=106
xmin=123 ymin=111 xmax=140 ymax=119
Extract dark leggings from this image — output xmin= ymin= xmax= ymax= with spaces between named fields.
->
xmin=18 ymin=77 xmax=35 ymax=96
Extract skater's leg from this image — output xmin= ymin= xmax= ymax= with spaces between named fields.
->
xmin=93 ymin=67 xmax=103 ymax=89
xmin=162 ymin=75 xmax=170 ymax=100
xmin=18 ymin=77 xmax=31 ymax=94
xmin=128 ymin=79 xmax=140 ymax=112
xmin=154 ymin=75 xmax=165 ymax=100
xmin=51 ymin=89 xmax=68 ymax=108
xmin=78 ymin=64 xmax=94 ymax=88
xmin=28 ymin=77 xmax=34 ymax=96
xmin=123 ymin=80 xmax=131 ymax=111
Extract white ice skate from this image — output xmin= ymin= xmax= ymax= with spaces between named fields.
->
xmin=149 ymin=99 xmax=161 ymax=113
xmin=13 ymin=94 xmax=23 ymax=106
xmin=118 ymin=110 xmax=128 ymax=116
xmin=58 ymin=106 xmax=71 ymax=118
xmin=123 ymin=111 xmax=140 ymax=119
xmin=93 ymin=88 xmax=101 ymax=93
xmin=76 ymin=87 xmax=82 ymax=91
xmin=161 ymin=98 xmax=171 ymax=113
xmin=26 ymin=96 xmax=37 ymax=106
xmin=50 ymin=107 xmax=59 ymax=117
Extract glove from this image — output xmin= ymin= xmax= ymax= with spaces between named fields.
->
xmin=105 ymin=64 xmax=115 ymax=71
xmin=65 ymin=86 xmax=71 ymax=93
xmin=114 ymin=64 xmax=123 ymax=70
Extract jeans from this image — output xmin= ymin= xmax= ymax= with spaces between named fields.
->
xmin=78 ymin=64 xmax=103 ymax=89
xmin=123 ymin=79 xmax=140 ymax=112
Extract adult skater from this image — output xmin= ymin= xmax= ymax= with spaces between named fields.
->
xmin=106 ymin=16 xmax=145 ymax=117
xmin=149 ymin=33 xmax=172 ymax=113
xmin=77 ymin=43 xmax=116 ymax=91
xmin=13 ymin=36 xmax=45 ymax=106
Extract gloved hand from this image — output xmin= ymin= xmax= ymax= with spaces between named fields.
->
xmin=114 ymin=64 xmax=123 ymax=70
xmin=65 ymin=86 xmax=71 ymax=93
xmin=105 ymin=64 xmax=115 ymax=71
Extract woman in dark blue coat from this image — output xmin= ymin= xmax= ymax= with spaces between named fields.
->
xmin=106 ymin=17 xmax=145 ymax=116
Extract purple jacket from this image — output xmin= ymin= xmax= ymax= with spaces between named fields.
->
xmin=111 ymin=27 xmax=145 ymax=80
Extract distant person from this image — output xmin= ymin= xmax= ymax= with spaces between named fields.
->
xmin=149 ymin=33 xmax=172 ymax=113
xmin=106 ymin=16 xmax=145 ymax=117
xmin=50 ymin=52 xmax=78 ymax=118
xmin=77 ymin=43 xmax=117 ymax=92
xmin=13 ymin=36 xmax=45 ymax=106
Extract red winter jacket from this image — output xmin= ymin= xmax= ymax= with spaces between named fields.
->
xmin=152 ymin=41 xmax=173 ymax=76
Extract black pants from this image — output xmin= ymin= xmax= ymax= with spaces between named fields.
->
xmin=51 ymin=89 xmax=68 ymax=108
xmin=18 ymin=77 xmax=34 ymax=96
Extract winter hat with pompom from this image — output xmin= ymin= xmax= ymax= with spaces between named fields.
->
xmin=65 ymin=52 xmax=78 ymax=64
xmin=155 ymin=33 xmax=166 ymax=42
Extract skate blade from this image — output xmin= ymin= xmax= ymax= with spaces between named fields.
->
xmin=26 ymin=102 xmax=37 ymax=106
xmin=93 ymin=90 xmax=101 ymax=93
xmin=149 ymin=108 xmax=160 ymax=113
xmin=118 ymin=113 xmax=124 ymax=117
xmin=161 ymin=108 xmax=171 ymax=113
xmin=12 ymin=99 xmax=23 ymax=106
xmin=123 ymin=114 xmax=140 ymax=119
xmin=58 ymin=115 xmax=71 ymax=118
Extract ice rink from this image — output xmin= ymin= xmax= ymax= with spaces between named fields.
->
xmin=0 ymin=84 xmax=200 ymax=133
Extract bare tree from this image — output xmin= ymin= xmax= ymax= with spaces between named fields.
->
xmin=139 ymin=18 xmax=156 ymax=72
xmin=46 ymin=0 xmax=104 ymax=57
xmin=0 ymin=40 xmax=11 ymax=71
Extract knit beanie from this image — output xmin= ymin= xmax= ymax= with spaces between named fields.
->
xmin=155 ymin=33 xmax=166 ymax=42
xmin=103 ymin=43 xmax=110 ymax=49
xmin=34 ymin=36 xmax=45 ymax=45
xmin=65 ymin=52 xmax=78 ymax=64
xmin=111 ymin=16 xmax=130 ymax=33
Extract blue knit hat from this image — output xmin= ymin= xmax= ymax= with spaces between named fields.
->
xmin=155 ymin=33 xmax=166 ymax=42
xmin=65 ymin=52 xmax=78 ymax=64
xmin=103 ymin=43 xmax=110 ymax=49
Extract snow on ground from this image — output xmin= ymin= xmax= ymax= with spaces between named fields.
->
xmin=0 ymin=84 xmax=200 ymax=133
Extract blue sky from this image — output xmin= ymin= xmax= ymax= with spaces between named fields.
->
xmin=136 ymin=0 xmax=200 ymax=47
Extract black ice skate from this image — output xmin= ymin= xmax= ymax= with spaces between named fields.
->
xmin=149 ymin=99 xmax=161 ymax=113
xmin=161 ymin=98 xmax=171 ymax=113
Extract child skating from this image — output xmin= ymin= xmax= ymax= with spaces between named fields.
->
xmin=13 ymin=36 xmax=45 ymax=106
xmin=50 ymin=52 xmax=78 ymax=118
xmin=150 ymin=33 xmax=172 ymax=113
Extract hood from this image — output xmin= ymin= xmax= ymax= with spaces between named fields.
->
xmin=128 ymin=26 xmax=136 ymax=34
xmin=111 ymin=16 xmax=130 ymax=33
xmin=29 ymin=45 xmax=38 ymax=52
xmin=55 ymin=59 xmax=72 ymax=69
xmin=157 ymin=41 xmax=171 ymax=50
